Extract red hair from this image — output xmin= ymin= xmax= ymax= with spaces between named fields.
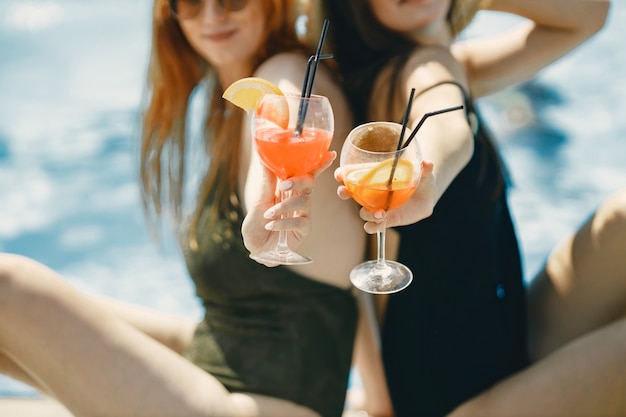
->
xmin=140 ymin=0 xmax=306 ymax=242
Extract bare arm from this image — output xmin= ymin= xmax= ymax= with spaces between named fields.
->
xmin=453 ymin=0 xmax=611 ymax=97
xmin=245 ymin=53 xmax=367 ymax=288
xmin=361 ymin=47 xmax=473 ymax=231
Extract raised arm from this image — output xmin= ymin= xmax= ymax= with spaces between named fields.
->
xmin=351 ymin=46 xmax=472 ymax=232
xmin=453 ymin=0 xmax=611 ymax=97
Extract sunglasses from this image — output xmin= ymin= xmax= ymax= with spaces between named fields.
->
xmin=170 ymin=0 xmax=248 ymax=20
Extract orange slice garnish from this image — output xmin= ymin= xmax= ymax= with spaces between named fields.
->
xmin=222 ymin=77 xmax=283 ymax=110
xmin=222 ymin=77 xmax=289 ymax=128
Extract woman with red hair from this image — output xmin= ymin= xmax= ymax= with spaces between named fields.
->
xmin=0 ymin=1 xmax=364 ymax=416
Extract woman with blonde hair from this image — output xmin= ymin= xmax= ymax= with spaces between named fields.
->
xmin=0 ymin=0 xmax=365 ymax=416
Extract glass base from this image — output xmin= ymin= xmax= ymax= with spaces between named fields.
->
xmin=350 ymin=260 xmax=413 ymax=294
xmin=250 ymin=250 xmax=312 ymax=266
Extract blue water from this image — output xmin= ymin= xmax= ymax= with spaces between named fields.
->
xmin=1 ymin=0 xmax=625 ymax=398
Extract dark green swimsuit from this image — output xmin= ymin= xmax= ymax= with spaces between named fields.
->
xmin=181 ymin=195 xmax=357 ymax=417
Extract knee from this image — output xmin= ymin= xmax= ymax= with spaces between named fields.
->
xmin=592 ymin=190 xmax=626 ymax=245
xmin=0 ymin=253 xmax=42 ymax=306
xmin=601 ymin=190 xmax=626 ymax=224
xmin=0 ymin=253 xmax=25 ymax=286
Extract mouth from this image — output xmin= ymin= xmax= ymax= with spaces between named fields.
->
xmin=204 ymin=28 xmax=237 ymax=42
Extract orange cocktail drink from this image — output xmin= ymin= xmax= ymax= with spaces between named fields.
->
xmin=255 ymin=127 xmax=332 ymax=180
xmin=248 ymin=92 xmax=334 ymax=265
xmin=343 ymin=158 xmax=418 ymax=212
xmin=221 ymin=72 xmax=336 ymax=266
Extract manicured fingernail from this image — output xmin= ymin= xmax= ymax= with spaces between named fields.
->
xmin=279 ymin=180 xmax=293 ymax=191
xmin=374 ymin=211 xmax=385 ymax=219
xmin=264 ymin=209 xmax=275 ymax=219
xmin=265 ymin=221 xmax=274 ymax=230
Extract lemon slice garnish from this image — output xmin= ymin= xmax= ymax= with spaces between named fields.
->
xmin=350 ymin=158 xmax=414 ymax=188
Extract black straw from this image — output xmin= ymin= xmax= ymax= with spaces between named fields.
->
xmin=387 ymin=88 xmax=416 ymax=189
xmin=303 ymin=19 xmax=330 ymax=99
xmin=299 ymin=54 xmax=333 ymax=101
xmin=396 ymin=88 xmax=416 ymax=151
xmin=295 ymin=19 xmax=332 ymax=135
xmin=400 ymin=105 xmax=465 ymax=149
xmin=383 ymin=104 xmax=465 ymax=209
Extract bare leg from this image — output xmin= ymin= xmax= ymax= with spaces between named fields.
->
xmin=529 ymin=188 xmax=626 ymax=359
xmin=0 ymin=351 xmax=46 ymax=393
xmin=0 ymin=254 xmax=319 ymax=417
xmin=0 ymin=296 xmax=197 ymax=396
xmin=449 ymin=189 xmax=626 ymax=416
xmin=87 ymin=296 xmax=197 ymax=354
xmin=449 ymin=317 xmax=626 ymax=417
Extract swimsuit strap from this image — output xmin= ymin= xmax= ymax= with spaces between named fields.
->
xmin=414 ymin=80 xmax=479 ymax=135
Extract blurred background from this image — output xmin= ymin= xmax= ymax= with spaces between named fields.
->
xmin=1 ymin=0 xmax=625 ymax=398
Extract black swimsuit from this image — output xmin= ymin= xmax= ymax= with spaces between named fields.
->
xmin=181 ymin=192 xmax=357 ymax=417
xmin=382 ymin=82 xmax=530 ymax=416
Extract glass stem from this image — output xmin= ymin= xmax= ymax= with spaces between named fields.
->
xmin=376 ymin=218 xmax=387 ymax=266
xmin=275 ymin=189 xmax=292 ymax=255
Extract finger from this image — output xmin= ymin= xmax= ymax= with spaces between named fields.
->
xmin=266 ymin=216 xmax=312 ymax=235
xmin=264 ymin=193 xmax=312 ymax=219
xmin=280 ymin=193 xmax=312 ymax=216
xmin=421 ymin=159 xmax=434 ymax=178
xmin=334 ymin=166 xmax=344 ymax=183
xmin=364 ymin=221 xmax=386 ymax=234
xmin=282 ymin=175 xmax=315 ymax=196
xmin=337 ymin=185 xmax=352 ymax=200
xmin=312 ymin=151 xmax=337 ymax=177
xmin=360 ymin=208 xmax=387 ymax=234
xmin=359 ymin=207 xmax=386 ymax=223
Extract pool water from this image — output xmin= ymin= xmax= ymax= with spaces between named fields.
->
xmin=1 ymin=0 xmax=625 ymax=398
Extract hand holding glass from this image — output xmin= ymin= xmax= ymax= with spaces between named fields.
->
xmin=340 ymin=122 xmax=422 ymax=293
xmin=251 ymin=93 xmax=334 ymax=265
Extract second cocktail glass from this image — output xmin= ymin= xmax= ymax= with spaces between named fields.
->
xmin=251 ymin=93 xmax=334 ymax=265
xmin=340 ymin=121 xmax=423 ymax=293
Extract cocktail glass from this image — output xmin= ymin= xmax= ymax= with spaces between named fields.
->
xmin=340 ymin=121 xmax=422 ymax=293
xmin=251 ymin=93 xmax=334 ymax=265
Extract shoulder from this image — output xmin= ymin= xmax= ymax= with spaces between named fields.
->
xmin=256 ymin=52 xmax=309 ymax=74
xmin=370 ymin=46 xmax=469 ymax=119
xmin=253 ymin=52 xmax=310 ymax=95
xmin=401 ymin=46 xmax=468 ymax=93
xmin=254 ymin=52 xmax=343 ymax=98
